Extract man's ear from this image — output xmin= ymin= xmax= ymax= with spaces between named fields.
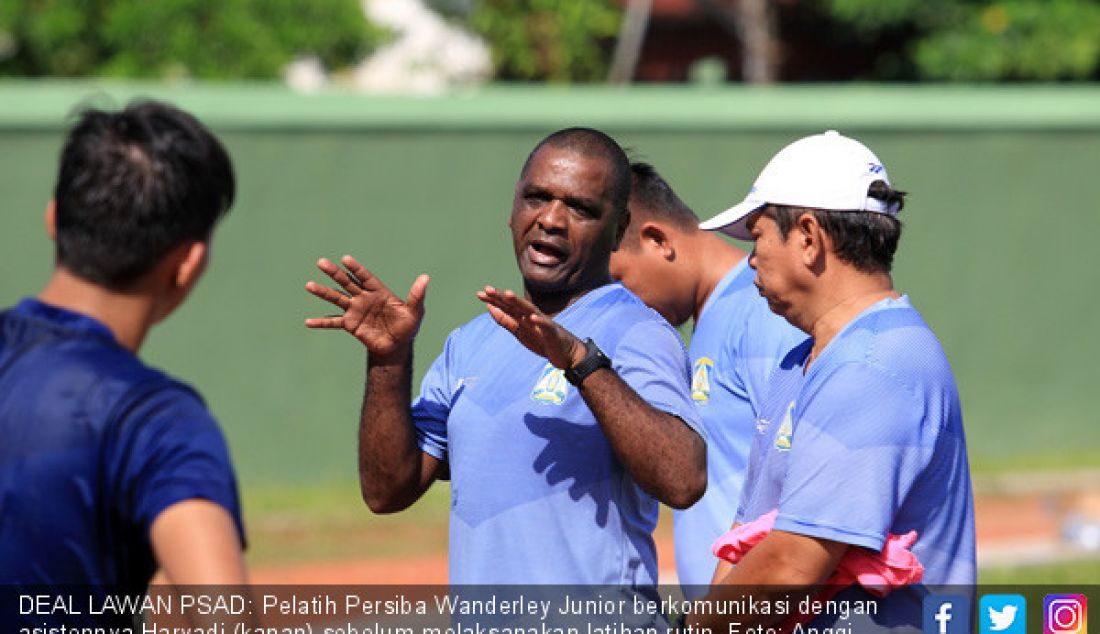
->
xmin=796 ymin=212 xmax=826 ymax=267
xmin=175 ymin=241 xmax=209 ymax=291
xmin=45 ymin=200 xmax=57 ymax=241
xmin=639 ymin=221 xmax=675 ymax=260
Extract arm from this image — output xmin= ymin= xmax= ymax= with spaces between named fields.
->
xmin=150 ymin=499 xmax=247 ymax=584
xmin=359 ymin=344 xmax=444 ymax=512
xmin=306 ymin=255 xmax=444 ymax=513
xmin=573 ymin=363 xmax=705 ymax=508
xmin=687 ymin=530 xmax=848 ymax=631
xmin=149 ymin=500 xmax=254 ymax=629
xmin=477 ymin=287 xmax=705 ymax=508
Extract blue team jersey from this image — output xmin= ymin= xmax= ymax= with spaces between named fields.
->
xmin=673 ymin=259 xmax=803 ymax=595
xmin=0 ymin=299 xmax=244 ymax=600
xmin=412 ymin=283 xmax=702 ymax=585
xmin=738 ymin=296 xmax=975 ymax=625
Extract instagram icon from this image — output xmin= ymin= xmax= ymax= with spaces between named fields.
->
xmin=1045 ymin=595 xmax=1088 ymax=634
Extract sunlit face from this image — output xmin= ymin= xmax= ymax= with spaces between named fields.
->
xmin=510 ymin=146 xmax=622 ymax=297
xmin=746 ymin=209 xmax=804 ymax=320
xmin=610 ymin=228 xmax=694 ymax=327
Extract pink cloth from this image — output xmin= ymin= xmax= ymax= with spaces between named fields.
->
xmin=711 ymin=509 xmax=924 ymax=631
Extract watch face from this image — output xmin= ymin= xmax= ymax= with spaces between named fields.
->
xmin=566 ymin=338 xmax=611 ymax=386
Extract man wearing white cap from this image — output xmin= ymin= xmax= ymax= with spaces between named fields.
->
xmin=688 ymin=131 xmax=975 ymax=630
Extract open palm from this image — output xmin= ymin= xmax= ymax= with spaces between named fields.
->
xmin=305 ymin=255 xmax=429 ymax=357
xmin=476 ymin=286 xmax=582 ymax=370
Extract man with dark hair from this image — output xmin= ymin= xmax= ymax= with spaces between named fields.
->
xmin=609 ymin=162 xmax=802 ymax=597
xmin=689 ymin=131 xmax=975 ymax=631
xmin=306 ymin=128 xmax=706 ymax=585
xmin=520 ymin=127 xmax=634 ymax=220
xmin=0 ymin=101 xmax=246 ymax=608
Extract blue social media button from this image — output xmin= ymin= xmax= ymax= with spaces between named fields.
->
xmin=925 ymin=595 xmax=971 ymax=634
xmin=982 ymin=595 xmax=1027 ymax=634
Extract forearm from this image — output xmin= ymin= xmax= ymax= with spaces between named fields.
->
xmin=687 ymin=531 xmax=847 ymax=631
xmin=359 ymin=345 xmax=428 ymax=512
xmin=578 ymin=368 xmax=705 ymax=508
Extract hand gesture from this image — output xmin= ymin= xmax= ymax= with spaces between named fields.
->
xmin=476 ymin=286 xmax=584 ymax=370
xmin=305 ymin=255 xmax=429 ymax=360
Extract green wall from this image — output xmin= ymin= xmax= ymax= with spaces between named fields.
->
xmin=2 ymin=82 xmax=1097 ymax=488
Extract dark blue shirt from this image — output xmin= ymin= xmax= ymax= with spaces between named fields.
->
xmin=0 ymin=298 xmax=243 ymax=595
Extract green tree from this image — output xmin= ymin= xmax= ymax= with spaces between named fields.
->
xmin=467 ymin=0 xmax=622 ymax=81
xmin=824 ymin=0 xmax=1100 ymax=80
xmin=0 ymin=0 xmax=377 ymax=79
xmin=916 ymin=0 xmax=1100 ymax=80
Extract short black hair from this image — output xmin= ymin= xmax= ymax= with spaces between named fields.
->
xmin=53 ymin=100 xmax=235 ymax=288
xmin=766 ymin=181 xmax=906 ymax=274
xmin=521 ymin=127 xmax=631 ymax=218
xmin=621 ymin=162 xmax=699 ymax=249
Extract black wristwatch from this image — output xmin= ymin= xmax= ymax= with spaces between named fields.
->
xmin=564 ymin=338 xmax=612 ymax=386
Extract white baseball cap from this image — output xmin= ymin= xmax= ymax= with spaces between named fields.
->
xmin=700 ymin=130 xmax=900 ymax=240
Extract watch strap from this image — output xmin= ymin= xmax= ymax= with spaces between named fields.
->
xmin=564 ymin=338 xmax=612 ymax=386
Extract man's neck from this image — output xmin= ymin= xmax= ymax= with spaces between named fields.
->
xmin=37 ymin=268 xmax=155 ymax=353
xmin=805 ymin=270 xmax=898 ymax=367
xmin=525 ymin=276 xmax=610 ymax=318
xmin=691 ymin=232 xmax=747 ymax=324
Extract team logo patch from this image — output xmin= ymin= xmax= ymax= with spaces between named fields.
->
xmin=530 ymin=363 xmax=568 ymax=405
xmin=691 ymin=357 xmax=715 ymax=404
xmin=774 ymin=400 xmax=795 ymax=451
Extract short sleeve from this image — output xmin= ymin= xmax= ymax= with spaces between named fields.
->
xmin=410 ymin=329 xmax=459 ymax=462
xmin=611 ymin=319 xmax=703 ymax=437
xmin=112 ymin=386 xmax=244 ymax=545
xmin=773 ymin=363 xmax=936 ymax=551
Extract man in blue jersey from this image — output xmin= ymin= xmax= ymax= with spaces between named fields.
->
xmin=686 ymin=131 xmax=975 ymax=632
xmin=0 ymin=102 xmax=246 ymax=616
xmin=609 ymin=163 xmax=802 ymax=597
xmin=306 ymin=128 xmax=706 ymax=586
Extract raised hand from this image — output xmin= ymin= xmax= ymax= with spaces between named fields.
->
xmin=476 ymin=286 xmax=584 ymax=370
xmin=305 ymin=255 xmax=429 ymax=360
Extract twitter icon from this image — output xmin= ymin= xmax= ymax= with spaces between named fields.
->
xmin=982 ymin=594 xmax=1027 ymax=634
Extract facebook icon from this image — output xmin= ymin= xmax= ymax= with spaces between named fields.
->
xmin=925 ymin=595 xmax=971 ymax=634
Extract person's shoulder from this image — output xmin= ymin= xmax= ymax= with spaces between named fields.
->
xmin=590 ymin=285 xmax=687 ymax=357
xmin=820 ymin=297 xmax=958 ymax=398
xmin=90 ymin=355 xmax=211 ymax=429
xmin=594 ymin=283 xmax=669 ymax=325
xmin=851 ymin=298 xmax=951 ymax=370
xmin=2 ymin=311 xmax=217 ymax=455
xmin=3 ymin=303 xmax=202 ymax=405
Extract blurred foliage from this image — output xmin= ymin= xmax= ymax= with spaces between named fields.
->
xmin=2 ymin=0 xmax=1097 ymax=82
xmin=0 ymin=0 xmax=377 ymax=79
xmin=824 ymin=0 xmax=1100 ymax=80
xmin=466 ymin=0 xmax=622 ymax=81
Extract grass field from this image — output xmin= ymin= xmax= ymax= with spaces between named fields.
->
xmin=240 ymin=480 xmax=1100 ymax=585
xmin=980 ymin=559 xmax=1100 ymax=584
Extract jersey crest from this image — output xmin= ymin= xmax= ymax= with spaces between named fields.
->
xmin=691 ymin=357 xmax=715 ymax=404
xmin=531 ymin=363 xmax=569 ymax=405
xmin=774 ymin=400 xmax=795 ymax=451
